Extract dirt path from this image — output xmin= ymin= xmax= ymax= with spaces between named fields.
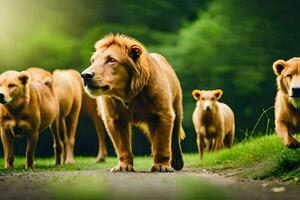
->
xmin=0 ymin=169 xmax=299 ymax=200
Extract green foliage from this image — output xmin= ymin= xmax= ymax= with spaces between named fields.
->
xmin=186 ymin=134 xmax=300 ymax=180
xmin=163 ymin=0 xmax=300 ymax=139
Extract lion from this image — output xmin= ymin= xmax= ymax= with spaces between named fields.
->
xmin=0 ymin=70 xmax=63 ymax=168
xmin=27 ymin=67 xmax=108 ymax=162
xmin=81 ymin=34 xmax=185 ymax=172
xmin=273 ymin=57 xmax=300 ymax=149
xmin=192 ymin=89 xmax=235 ymax=159
xmin=51 ymin=69 xmax=83 ymax=164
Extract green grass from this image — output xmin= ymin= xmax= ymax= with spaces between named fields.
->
xmin=0 ymin=156 xmax=153 ymax=174
xmin=184 ymin=134 xmax=300 ymax=181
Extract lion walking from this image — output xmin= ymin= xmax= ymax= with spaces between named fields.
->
xmin=81 ymin=34 xmax=185 ymax=172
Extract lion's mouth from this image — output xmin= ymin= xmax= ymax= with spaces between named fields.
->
xmin=0 ymin=99 xmax=7 ymax=104
xmin=86 ymin=84 xmax=110 ymax=91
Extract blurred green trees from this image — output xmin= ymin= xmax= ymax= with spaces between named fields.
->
xmin=1 ymin=0 xmax=300 ymax=154
xmin=166 ymin=0 xmax=300 ymax=142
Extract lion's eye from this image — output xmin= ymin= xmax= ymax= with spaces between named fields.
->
xmin=201 ymin=97 xmax=205 ymax=100
xmin=8 ymin=84 xmax=16 ymax=88
xmin=286 ymin=74 xmax=292 ymax=78
xmin=108 ymin=57 xmax=117 ymax=63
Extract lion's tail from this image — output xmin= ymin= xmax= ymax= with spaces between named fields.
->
xmin=179 ymin=126 xmax=186 ymax=140
xmin=171 ymin=125 xmax=185 ymax=171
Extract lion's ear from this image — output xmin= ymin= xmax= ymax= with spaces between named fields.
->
xmin=213 ymin=89 xmax=223 ymax=100
xmin=192 ymin=89 xmax=201 ymax=101
xmin=128 ymin=45 xmax=142 ymax=61
xmin=19 ymin=71 xmax=30 ymax=86
xmin=273 ymin=59 xmax=287 ymax=76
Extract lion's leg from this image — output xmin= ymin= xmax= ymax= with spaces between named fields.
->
xmin=65 ymin=106 xmax=81 ymax=164
xmin=1 ymin=129 xmax=14 ymax=169
xmin=59 ymin=117 xmax=67 ymax=163
xmin=197 ymin=134 xmax=205 ymax=160
xmin=94 ymin=116 xmax=107 ymax=162
xmin=224 ymin=129 xmax=234 ymax=148
xmin=50 ymin=119 xmax=64 ymax=165
xmin=276 ymin=121 xmax=300 ymax=149
xmin=149 ymin=113 xmax=174 ymax=172
xmin=105 ymin=117 xmax=134 ymax=172
xmin=215 ymin=131 xmax=225 ymax=151
xmin=25 ymin=130 xmax=39 ymax=169
xmin=204 ymin=138 xmax=211 ymax=152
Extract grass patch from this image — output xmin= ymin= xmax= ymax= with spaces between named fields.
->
xmin=0 ymin=156 xmax=154 ymax=174
xmin=177 ymin=177 xmax=232 ymax=200
xmin=185 ymin=134 xmax=300 ymax=181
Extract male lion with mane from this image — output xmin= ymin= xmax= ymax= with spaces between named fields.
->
xmin=81 ymin=34 xmax=185 ymax=172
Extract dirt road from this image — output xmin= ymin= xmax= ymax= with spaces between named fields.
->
xmin=0 ymin=169 xmax=299 ymax=200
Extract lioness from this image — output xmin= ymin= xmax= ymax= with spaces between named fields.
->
xmin=52 ymin=69 xmax=83 ymax=164
xmin=28 ymin=67 xmax=108 ymax=162
xmin=82 ymin=34 xmax=185 ymax=172
xmin=273 ymin=57 xmax=300 ymax=149
xmin=0 ymin=70 xmax=63 ymax=168
xmin=192 ymin=89 xmax=235 ymax=159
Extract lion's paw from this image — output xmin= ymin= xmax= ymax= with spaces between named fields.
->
xmin=151 ymin=164 xmax=173 ymax=172
xmin=95 ymin=156 xmax=106 ymax=163
xmin=110 ymin=164 xmax=135 ymax=172
xmin=65 ymin=158 xmax=75 ymax=164
xmin=285 ymin=137 xmax=300 ymax=149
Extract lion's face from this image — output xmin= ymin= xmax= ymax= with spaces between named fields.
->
xmin=82 ymin=35 xmax=149 ymax=102
xmin=274 ymin=58 xmax=300 ymax=108
xmin=0 ymin=71 xmax=30 ymax=104
xmin=82 ymin=45 xmax=130 ymax=99
xmin=192 ymin=89 xmax=223 ymax=112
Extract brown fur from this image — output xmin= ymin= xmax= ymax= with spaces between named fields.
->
xmin=82 ymin=34 xmax=185 ymax=172
xmin=192 ymin=89 xmax=235 ymax=159
xmin=52 ymin=69 xmax=83 ymax=163
xmin=0 ymin=70 xmax=63 ymax=169
xmin=273 ymin=57 xmax=300 ymax=149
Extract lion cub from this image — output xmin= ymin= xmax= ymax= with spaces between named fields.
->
xmin=273 ymin=57 xmax=300 ymax=149
xmin=0 ymin=70 xmax=63 ymax=169
xmin=192 ymin=89 xmax=235 ymax=159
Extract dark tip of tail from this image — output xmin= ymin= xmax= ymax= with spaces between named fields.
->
xmin=171 ymin=155 xmax=184 ymax=171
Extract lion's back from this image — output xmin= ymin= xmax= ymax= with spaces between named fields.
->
xmin=150 ymin=53 xmax=182 ymax=100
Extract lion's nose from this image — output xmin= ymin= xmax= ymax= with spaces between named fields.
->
xmin=291 ymin=87 xmax=300 ymax=97
xmin=81 ymin=72 xmax=95 ymax=86
xmin=81 ymin=71 xmax=94 ymax=80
